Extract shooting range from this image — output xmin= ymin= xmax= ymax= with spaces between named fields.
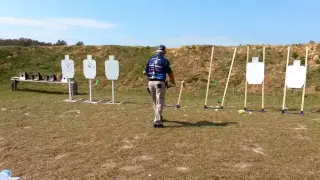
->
xmin=4 ymin=44 xmax=320 ymax=180
xmin=61 ymin=55 xmax=82 ymax=103
xmin=105 ymin=55 xmax=123 ymax=105
xmin=244 ymin=46 xmax=265 ymax=112
xmin=83 ymin=55 xmax=102 ymax=104
xmin=3 ymin=0 xmax=320 ymax=178
xmin=204 ymin=46 xmax=237 ymax=110
xmin=282 ymin=46 xmax=309 ymax=115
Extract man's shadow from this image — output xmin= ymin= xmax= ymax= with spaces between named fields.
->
xmin=162 ymin=119 xmax=238 ymax=128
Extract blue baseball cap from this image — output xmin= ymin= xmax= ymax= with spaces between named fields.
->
xmin=156 ymin=45 xmax=166 ymax=52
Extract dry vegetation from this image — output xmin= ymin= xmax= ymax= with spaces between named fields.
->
xmin=1 ymin=43 xmax=320 ymax=93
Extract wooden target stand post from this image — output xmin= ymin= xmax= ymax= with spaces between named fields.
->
xmin=61 ymin=55 xmax=82 ymax=103
xmin=82 ymin=55 xmax=102 ymax=104
xmin=282 ymin=46 xmax=309 ymax=115
xmin=105 ymin=55 xmax=123 ymax=105
xmin=244 ymin=46 xmax=266 ymax=112
xmin=204 ymin=46 xmax=237 ymax=110
xmin=164 ymin=80 xmax=185 ymax=109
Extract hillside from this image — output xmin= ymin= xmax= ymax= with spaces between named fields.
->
xmin=1 ymin=43 xmax=320 ymax=93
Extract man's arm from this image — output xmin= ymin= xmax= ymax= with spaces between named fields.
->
xmin=166 ymin=60 xmax=175 ymax=86
xmin=168 ymin=73 xmax=175 ymax=86
xmin=143 ymin=60 xmax=149 ymax=77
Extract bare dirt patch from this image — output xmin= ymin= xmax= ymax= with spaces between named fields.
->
xmin=293 ymin=124 xmax=307 ymax=130
xmin=120 ymin=165 xmax=144 ymax=173
xmin=101 ymin=162 xmax=117 ymax=169
xmin=54 ymin=153 xmax=70 ymax=160
xmin=234 ymin=162 xmax=253 ymax=171
xmin=176 ymin=167 xmax=191 ymax=172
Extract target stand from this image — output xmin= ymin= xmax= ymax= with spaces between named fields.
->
xmin=105 ymin=55 xmax=123 ymax=105
xmin=82 ymin=79 xmax=102 ymax=104
xmin=204 ymin=105 xmax=224 ymax=110
xmin=244 ymin=46 xmax=266 ymax=113
xmin=63 ymin=78 xmax=82 ymax=103
xmin=282 ymin=46 xmax=309 ymax=115
xmin=105 ymin=80 xmax=123 ymax=105
xmin=82 ymin=55 xmax=102 ymax=104
xmin=61 ymin=55 xmax=82 ymax=103
xmin=204 ymin=46 xmax=237 ymax=111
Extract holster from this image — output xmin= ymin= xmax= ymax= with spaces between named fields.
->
xmin=147 ymin=80 xmax=169 ymax=94
xmin=165 ymin=81 xmax=169 ymax=89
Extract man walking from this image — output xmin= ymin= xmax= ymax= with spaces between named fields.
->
xmin=143 ymin=45 xmax=175 ymax=128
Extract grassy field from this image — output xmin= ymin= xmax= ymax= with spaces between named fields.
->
xmin=1 ymin=43 xmax=320 ymax=179
xmin=0 ymin=83 xmax=320 ymax=180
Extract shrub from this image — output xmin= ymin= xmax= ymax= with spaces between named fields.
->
xmin=75 ymin=41 xmax=84 ymax=46
xmin=292 ymin=52 xmax=299 ymax=59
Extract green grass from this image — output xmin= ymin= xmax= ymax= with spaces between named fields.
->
xmin=0 ymin=46 xmax=156 ymax=90
xmin=0 ymin=84 xmax=320 ymax=179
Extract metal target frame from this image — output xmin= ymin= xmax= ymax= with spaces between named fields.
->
xmin=83 ymin=55 xmax=102 ymax=104
xmin=61 ymin=55 xmax=82 ymax=103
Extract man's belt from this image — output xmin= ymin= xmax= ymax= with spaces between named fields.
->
xmin=148 ymin=79 xmax=165 ymax=81
xmin=147 ymin=80 xmax=169 ymax=94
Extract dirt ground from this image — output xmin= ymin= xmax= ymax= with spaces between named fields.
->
xmin=0 ymin=85 xmax=320 ymax=180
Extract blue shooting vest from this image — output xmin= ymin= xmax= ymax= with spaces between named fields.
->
xmin=144 ymin=54 xmax=172 ymax=81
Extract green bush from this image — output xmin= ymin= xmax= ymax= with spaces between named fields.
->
xmin=292 ymin=52 xmax=299 ymax=59
xmin=75 ymin=41 xmax=84 ymax=46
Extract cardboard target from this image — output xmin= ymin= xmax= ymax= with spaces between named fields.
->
xmin=83 ymin=55 xmax=97 ymax=79
xmin=285 ymin=60 xmax=306 ymax=88
xmin=246 ymin=57 xmax=265 ymax=84
xmin=61 ymin=55 xmax=75 ymax=79
xmin=105 ymin=55 xmax=119 ymax=80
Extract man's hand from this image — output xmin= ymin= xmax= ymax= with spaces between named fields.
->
xmin=168 ymin=73 xmax=175 ymax=87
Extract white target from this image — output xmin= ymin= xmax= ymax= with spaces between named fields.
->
xmin=83 ymin=55 xmax=96 ymax=79
xmin=285 ymin=60 xmax=306 ymax=88
xmin=246 ymin=57 xmax=264 ymax=84
xmin=61 ymin=55 xmax=75 ymax=79
xmin=105 ymin=55 xmax=119 ymax=80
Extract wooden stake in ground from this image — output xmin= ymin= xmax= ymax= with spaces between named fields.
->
xmin=282 ymin=46 xmax=291 ymax=114
xmin=221 ymin=47 xmax=237 ymax=109
xmin=300 ymin=46 xmax=309 ymax=115
xmin=204 ymin=46 xmax=214 ymax=108
xmin=244 ymin=46 xmax=249 ymax=110
xmin=176 ymin=80 xmax=185 ymax=108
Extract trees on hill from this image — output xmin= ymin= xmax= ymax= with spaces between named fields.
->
xmin=0 ymin=38 xmax=84 ymax=46
xmin=75 ymin=41 xmax=84 ymax=46
xmin=0 ymin=38 xmax=53 ymax=46
xmin=55 ymin=39 xmax=67 ymax=46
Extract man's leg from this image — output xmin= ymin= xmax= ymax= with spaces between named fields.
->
xmin=158 ymin=82 xmax=166 ymax=119
xmin=154 ymin=81 xmax=166 ymax=126
xmin=148 ymin=81 xmax=157 ymax=119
